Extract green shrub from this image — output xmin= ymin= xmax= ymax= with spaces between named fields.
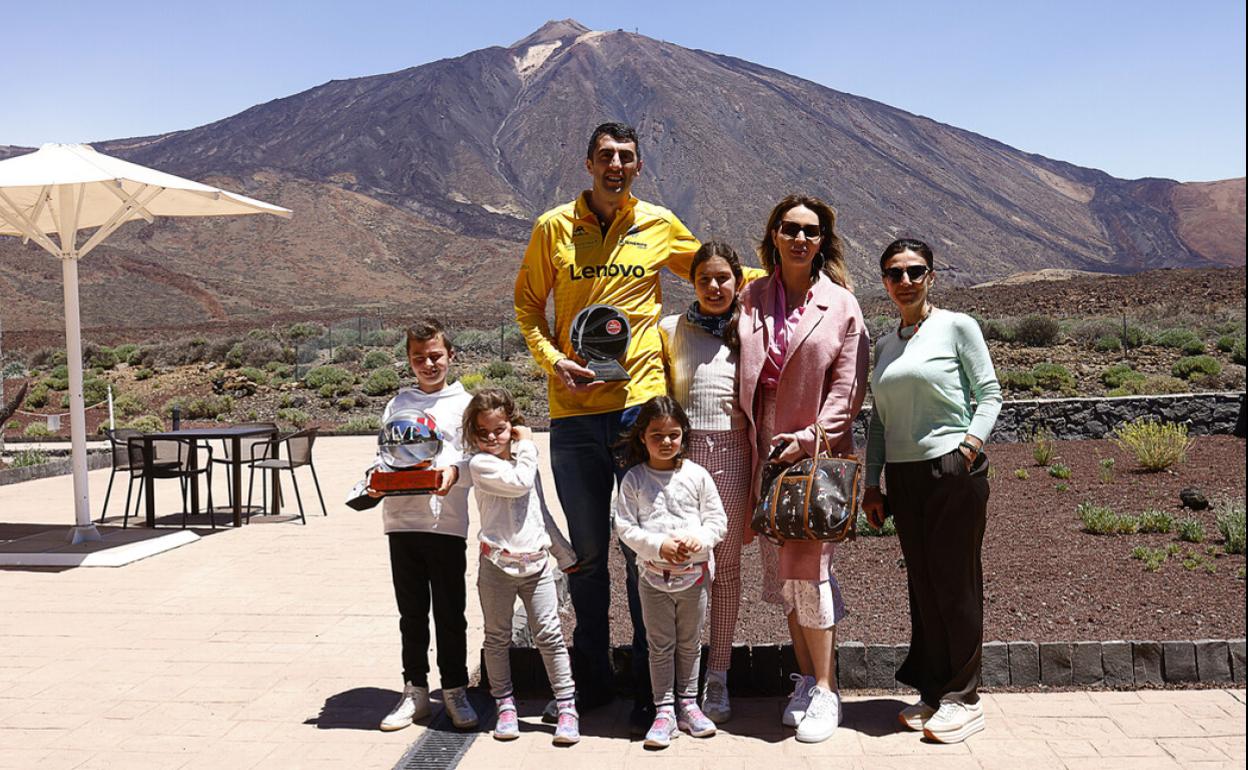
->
xmin=1112 ymin=417 xmax=1191 ymax=471
xmin=1136 ymin=509 xmax=1175 ymax=534
xmin=363 ymin=367 xmax=400 ymax=396
xmin=285 ymin=322 xmax=325 ymax=342
xmin=1155 ymin=327 xmax=1203 ymax=352
xmin=1177 ymin=518 xmax=1205 ymax=544
xmin=276 ymin=408 xmax=310 ymax=428
xmin=1171 ymin=355 xmax=1221 ymax=381
xmin=1097 ymin=457 xmax=1115 ymax=483
xmin=24 ymin=422 xmax=53 ymax=438
xmin=1101 ymin=363 xmax=1143 ymax=389
xmin=264 ymin=361 xmax=294 ymax=376
xmin=1131 ymin=545 xmax=1168 ymax=572
xmin=1054 ymin=482 xmax=1070 ymax=492
xmin=318 ymin=382 xmax=352 ymax=399
xmin=113 ymin=343 xmax=140 ymax=365
xmin=113 ymin=393 xmax=144 ymax=418
xmin=976 ymin=317 xmax=1015 ymax=342
xmin=998 ymin=369 xmax=1038 ymax=394
xmin=1014 ymin=468 xmax=1029 ymax=480
xmin=1078 ymin=502 xmax=1138 ymax=535
xmin=88 ymin=346 xmax=118 ymax=370
xmin=2 ymin=361 xmax=25 ymax=378
xmin=1014 ymin=315 xmax=1061 ymax=347
xmin=9 ymin=448 xmax=49 ymax=468
xmin=362 ymin=350 xmax=392 ymax=370
xmin=47 ymin=365 xmax=69 ymax=390
xmin=1047 ymin=463 xmax=1071 ymax=479
xmin=484 ymin=360 xmax=515 ymax=379
xmin=1233 ymin=338 xmax=1246 ymax=366
xmin=237 ymin=367 xmax=268 ymax=385
xmin=855 ymin=514 xmax=897 ymax=537
xmin=162 ymin=395 xmax=234 ymax=420
xmin=133 ymin=367 xmax=154 ymax=381
xmin=304 ymin=365 xmax=354 ymax=389
xmin=1216 ymin=499 xmax=1246 ymax=554
xmin=1031 ymin=363 xmax=1074 ymax=391
xmin=363 ymin=329 xmax=403 ymax=347
xmin=333 ymin=345 xmax=363 ymax=364
xmin=82 ymin=377 xmax=110 ymax=406
xmin=1122 ymin=325 xmax=1147 ymax=349
xmin=1093 ymin=335 xmax=1122 ymax=352
xmin=458 ymin=372 xmax=486 ymax=392
xmin=336 ymin=397 xmax=357 ymax=411
xmin=25 ymin=382 xmax=49 ymax=408
xmin=1107 ymin=374 xmax=1189 ymax=397
xmin=122 ymin=414 xmax=164 ymax=432
xmin=1030 ymin=427 xmax=1057 ymax=466
xmin=1216 ymin=335 xmax=1240 ymax=353
xmin=342 ymin=415 xmax=382 ymax=432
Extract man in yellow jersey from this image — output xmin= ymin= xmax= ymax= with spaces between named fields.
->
xmin=515 ymin=122 xmax=700 ymax=729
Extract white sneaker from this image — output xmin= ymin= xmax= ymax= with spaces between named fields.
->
xmin=443 ymin=686 xmax=479 ymax=730
xmin=794 ymin=686 xmax=841 ymax=743
xmin=781 ymin=673 xmax=816 ymax=727
xmin=380 ymin=684 xmax=430 ymax=731
xmin=898 ymin=700 xmax=937 ymax=731
xmin=701 ymin=670 xmax=731 ymax=724
xmin=922 ymin=699 xmax=985 ymax=744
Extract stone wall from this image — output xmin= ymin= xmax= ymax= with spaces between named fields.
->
xmin=852 ymin=391 xmax=1245 ymax=444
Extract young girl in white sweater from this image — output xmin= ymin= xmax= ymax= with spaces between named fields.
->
xmin=658 ymin=241 xmax=751 ymax=724
xmin=462 ymin=388 xmax=580 ymax=745
xmin=614 ymin=396 xmax=727 ymax=749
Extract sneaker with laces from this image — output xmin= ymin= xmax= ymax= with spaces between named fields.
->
xmin=380 ymin=683 xmax=430 ymax=731
xmin=493 ymin=696 xmax=519 ymax=741
xmin=700 ymin=670 xmax=731 ymax=724
xmin=442 ymin=686 xmax=479 ymax=730
xmin=794 ymin=686 xmax=841 ymax=743
xmin=643 ymin=707 xmax=679 ymax=749
xmin=677 ymin=698 xmax=716 ymax=737
xmin=552 ymin=701 xmax=580 ymax=745
xmin=922 ymin=699 xmax=985 ymax=744
xmin=898 ymin=700 xmax=937 ymax=731
xmin=781 ymin=673 xmax=816 ymax=727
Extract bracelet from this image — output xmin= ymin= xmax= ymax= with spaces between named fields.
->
xmin=958 ymin=440 xmax=981 ymax=456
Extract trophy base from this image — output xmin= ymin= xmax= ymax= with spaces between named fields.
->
xmin=371 ymin=468 xmax=442 ymax=496
xmin=576 ymin=357 xmax=630 ymax=382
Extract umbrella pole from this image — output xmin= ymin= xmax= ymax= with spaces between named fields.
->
xmin=62 ymin=256 xmax=100 ymax=544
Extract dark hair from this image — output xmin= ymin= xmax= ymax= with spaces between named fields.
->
xmin=620 ymin=395 xmax=691 ymax=468
xmin=461 ymin=387 xmax=526 ymax=453
xmin=586 ymin=122 xmax=641 ymax=161
xmin=879 ymin=238 xmax=935 ymax=272
xmin=405 ymin=317 xmax=453 ymax=355
xmin=757 ymin=194 xmax=852 ymax=290
xmin=690 ymin=240 xmax=743 ymax=353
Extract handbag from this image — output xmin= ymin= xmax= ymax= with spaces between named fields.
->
xmin=751 ymin=424 xmax=861 ymax=543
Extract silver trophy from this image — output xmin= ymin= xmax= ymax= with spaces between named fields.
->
xmin=570 ymin=304 xmax=631 ymax=382
xmin=371 ymin=408 xmax=445 ymax=495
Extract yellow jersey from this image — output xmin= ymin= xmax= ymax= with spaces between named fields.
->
xmin=515 ymin=193 xmax=700 ymax=419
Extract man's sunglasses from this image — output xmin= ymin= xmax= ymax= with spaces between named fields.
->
xmin=882 ymin=265 xmax=931 ymax=282
xmin=777 ymin=222 xmax=823 ymax=240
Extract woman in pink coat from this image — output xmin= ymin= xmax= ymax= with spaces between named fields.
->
xmin=737 ymin=194 xmax=869 ymax=743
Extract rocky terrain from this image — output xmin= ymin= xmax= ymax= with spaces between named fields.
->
xmin=1 ymin=19 xmax=1243 ymax=335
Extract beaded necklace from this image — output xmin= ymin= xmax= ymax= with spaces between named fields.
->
xmin=897 ymin=303 xmax=933 ymax=341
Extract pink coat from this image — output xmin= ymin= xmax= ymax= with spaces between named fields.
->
xmin=737 ymin=272 xmax=869 ymax=578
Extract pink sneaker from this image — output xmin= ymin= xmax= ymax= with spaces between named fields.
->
xmin=644 ymin=707 xmax=678 ymax=749
xmin=552 ymin=701 xmax=580 ymax=745
xmin=677 ymin=698 xmax=716 ymax=737
xmin=493 ymin=697 xmax=519 ymax=741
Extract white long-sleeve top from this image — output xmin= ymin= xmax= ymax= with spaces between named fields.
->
xmin=469 ymin=439 xmax=577 ymax=573
xmin=613 ymin=460 xmax=727 ymax=571
xmin=372 ymin=383 xmax=471 ymax=537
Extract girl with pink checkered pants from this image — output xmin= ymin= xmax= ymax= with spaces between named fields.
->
xmin=658 ymin=240 xmax=753 ymax=724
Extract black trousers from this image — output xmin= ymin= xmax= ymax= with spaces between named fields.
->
xmin=887 ymin=449 xmax=989 ymax=707
xmin=388 ymin=531 xmax=468 ymax=689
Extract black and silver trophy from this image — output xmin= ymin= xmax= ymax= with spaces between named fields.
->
xmin=569 ymin=304 xmax=631 ymax=382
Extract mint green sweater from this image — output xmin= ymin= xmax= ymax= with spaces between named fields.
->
xmin=866 ymin=309 xmax=1002 ymax=486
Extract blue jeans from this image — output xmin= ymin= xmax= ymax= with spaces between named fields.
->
xmin=549 ymin=405 xmax=649 ymax=701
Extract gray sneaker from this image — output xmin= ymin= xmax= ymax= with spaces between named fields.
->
xmin=701 ymin=670 xmax=731 ymax=724
xmin=781 ymin=673 xmax=816 ymax=727
xmin=380 ymin=684 xmax=430 ymax=731
xmin=442 ymin=686 xmax=479 ymax=730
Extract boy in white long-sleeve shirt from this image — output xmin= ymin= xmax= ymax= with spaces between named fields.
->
xmin=374 ymin=319 xmax=478 ymax=732
xmin=463 ymin=388 xmax=581 ymax=745
xmin=613 ymin=396 xmax=727 ymax=749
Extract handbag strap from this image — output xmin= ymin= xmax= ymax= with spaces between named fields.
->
xmin=814 ymin=423 xmax=831 ymax=459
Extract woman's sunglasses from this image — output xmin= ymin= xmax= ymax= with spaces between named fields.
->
xmin=777 ymin=222 xmax=823 ymax=240
xmin=883 ymin=265 xmax=930 ymax=282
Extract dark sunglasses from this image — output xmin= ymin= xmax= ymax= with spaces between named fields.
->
xmin=883 ymin=265 xmax=930 ymax=282
xmin=777 ymin=221 xmax=822 ymax=240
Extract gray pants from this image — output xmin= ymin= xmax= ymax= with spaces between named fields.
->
xmin=638 ymin=576 xmax=708 ymax=707
xmin=477 ymin=555 xmax=575 ymax=700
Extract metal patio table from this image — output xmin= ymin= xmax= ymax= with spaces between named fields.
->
xmin=139 ymin=425 xmax=279 ymax=528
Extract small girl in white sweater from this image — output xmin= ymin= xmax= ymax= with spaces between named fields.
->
xmin=613 ymin=396 xmax=727 ymax=749
xmin=462 ymin=388 xmax=580 ymax=745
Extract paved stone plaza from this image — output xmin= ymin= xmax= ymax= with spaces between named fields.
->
xmin=1 ymin=435 xmax=1243 ymax=769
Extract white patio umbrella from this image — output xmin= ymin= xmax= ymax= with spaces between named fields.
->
xmin=0 ymin=143 xmax=291 ymax=544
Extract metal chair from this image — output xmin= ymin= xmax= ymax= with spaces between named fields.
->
xmin=122 ymin=436 xmax=216 ymax=529
xmin=100 ymin=428 xmax=179 ymax=524
xmin=245 ymin=428 xmax=327 ymax=525
xmin=210 ymin=422 xmax=277 ymax=509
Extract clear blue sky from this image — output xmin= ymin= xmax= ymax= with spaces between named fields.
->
xmin=5 ymin=0 xmax=1243 ymax=182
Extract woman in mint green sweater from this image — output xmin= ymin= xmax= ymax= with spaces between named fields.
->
xmin=861 ymin=238 xmax=1001 ymax=746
